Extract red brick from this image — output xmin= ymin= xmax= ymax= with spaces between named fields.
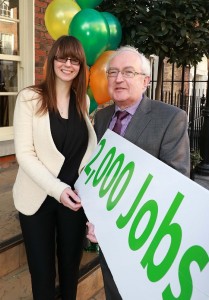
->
xmin=35 ymin=0 xmax=52 ymax=84
xmin=0 ymin=155 xmax=16 ymax=169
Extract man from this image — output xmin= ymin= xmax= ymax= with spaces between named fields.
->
xmin=87 ymin=46 xmax=190 ymax=299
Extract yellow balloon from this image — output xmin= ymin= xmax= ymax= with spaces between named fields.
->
xmin=44 ymin=0 xmax=81 ymax=40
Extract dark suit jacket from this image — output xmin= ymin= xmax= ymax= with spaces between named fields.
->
xmin=94 ymin=95 xmax=190 ymax=177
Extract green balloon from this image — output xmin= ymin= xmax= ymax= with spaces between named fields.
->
xmin=76 ymin=0 xmax=103 ymax=9
xmin=69 ymin=9 xmax=110 ymax=66
xmin=87 ymin=87 xmax=98 ymax=114
xmin=102 ymin=12 xmax=122 ymax=50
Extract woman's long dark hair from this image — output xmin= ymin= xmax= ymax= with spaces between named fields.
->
xmin=31 ymin=35 xmax=87 ymax=116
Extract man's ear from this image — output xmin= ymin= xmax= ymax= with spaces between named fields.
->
xmin=143 ymin=76 xmax=151 ymax=91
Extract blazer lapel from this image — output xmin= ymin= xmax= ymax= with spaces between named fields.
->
xmin=97 ymin=104 xmax=115 ymax=140
xmin=34 ymin=112 xmax=65 ymax=176
xmin=124 ymin=96 xmax=152 ymax=144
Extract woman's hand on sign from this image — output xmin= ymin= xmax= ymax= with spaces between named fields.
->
xmin=86 ymin=221 xmax=98 ymax=243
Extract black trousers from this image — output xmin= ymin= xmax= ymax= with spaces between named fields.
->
xmin=19 ymin=197 xmax=87 ymax=300
xmin=99 ymin=249 xmax=122 ymax=300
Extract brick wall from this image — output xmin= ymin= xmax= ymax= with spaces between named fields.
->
xmin=163 ymin=58 xmax=190 ymax=95
xmin=35 ymin=0 xmax=53 ymax=84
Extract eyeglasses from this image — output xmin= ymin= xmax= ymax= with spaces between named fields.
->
xmin=54 ymin=56 xmax=80 ymax=65
xmin=106 ymin=69 xmax=145 ymax=78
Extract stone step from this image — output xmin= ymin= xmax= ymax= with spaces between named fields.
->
xmin=0 ymin=264 xmax=32 ymax=300
xmin=0 ymin=260 xmax=104 ymax=300
xmin=77 ymin=264 xmax=104 ymax=300
xmin=0 ymin=224 xmax=103 ymax=299
xmin=0 ymin=164 xmax=105 ymax=299
xmin=0 ymin=249 xmax=104 ymax=300
xmin=0 ymin=235 xmax=26 ymax=278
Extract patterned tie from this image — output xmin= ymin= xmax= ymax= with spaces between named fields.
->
xmin=112 ymin=110 xmax=129 ymax=135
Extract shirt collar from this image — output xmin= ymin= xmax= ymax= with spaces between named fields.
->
xmin=114 ymin=96 xmax=143 ymax=116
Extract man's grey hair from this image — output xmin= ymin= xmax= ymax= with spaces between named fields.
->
xmin=106 ymin=45 xmax=151 ymax=76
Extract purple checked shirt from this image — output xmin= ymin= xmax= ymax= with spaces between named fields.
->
xmin=109 ymin=98 xmax=142 ymax=136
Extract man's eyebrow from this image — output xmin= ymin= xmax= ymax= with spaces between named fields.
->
xmin=109 ymin=66 xmax=135 ymax=69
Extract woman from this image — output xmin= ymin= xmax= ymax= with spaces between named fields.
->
xmin=13 ymin=35 xmax=97 ymax=299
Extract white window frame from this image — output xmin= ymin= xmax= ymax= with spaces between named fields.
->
xmin=0 ymin=0 xmax=34 ymax=156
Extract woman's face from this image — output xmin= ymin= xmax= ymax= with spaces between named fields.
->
xmin=54 ymin=56 xmax=80 ymax=84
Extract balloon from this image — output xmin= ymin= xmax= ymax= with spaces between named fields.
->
xmin=76 ymin=0 xmax=103 ymax=9
xmin=87 ymin=87 xmax=98 ymax=114
xmin=89 ymin=98 xmax=98 ymax=114
xmin=89 ymin=51 xmax=115 ymax=104
xmin=101 ymin=12 xmax=122 ymax=50
xmin=44 ymin=0 xmax=81 ymax=40
xmin=69 ymin=9 xmax=110 ymax=66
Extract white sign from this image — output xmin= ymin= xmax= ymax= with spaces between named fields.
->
xmin=75 ymin=129 xmax=209 ymax=300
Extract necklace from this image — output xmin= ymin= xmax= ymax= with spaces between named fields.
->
xmin=57 ymin=97 xmax=70 ymax=118
xmin=58 ymin=106 xmax=69 ymax=119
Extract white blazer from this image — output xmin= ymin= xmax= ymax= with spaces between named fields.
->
xmin=13 ymin=88 xmax=97 ymax=215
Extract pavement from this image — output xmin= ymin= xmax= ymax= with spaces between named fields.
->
xmin=194 ymin=173 xmax=209 ymax=191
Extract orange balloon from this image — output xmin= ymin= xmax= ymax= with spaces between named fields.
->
xmin=89 ymin=51 xmax=115 ymax=104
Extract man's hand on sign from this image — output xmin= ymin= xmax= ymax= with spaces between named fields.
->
xmin=86 ymin=222 xmax=98 ymax=243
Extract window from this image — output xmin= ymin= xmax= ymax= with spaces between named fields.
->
xmin=0 ymin=0 xmax=19 ymax=129
xmin=1 ymin=33 xmax=14 ymax=55
xmin=0 ymin=0 xmax=34 ymax=155
xmin=0 ymin=0 xmax=11 ymax=17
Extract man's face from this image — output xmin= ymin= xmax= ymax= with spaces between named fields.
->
xmin=107 ymin=51 xmax=150 ymax=108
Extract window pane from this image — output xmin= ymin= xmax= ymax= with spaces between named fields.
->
xmin=0 ymin=0 xmax=19 ymax=55
xmin=0 ymin=60 xmax=18 ymax=92
xmin=0 ymin=94 xmax=16 ymax=127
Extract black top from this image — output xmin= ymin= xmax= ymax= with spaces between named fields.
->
xmin=49 ymin=91 xmax=88 ymax=189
